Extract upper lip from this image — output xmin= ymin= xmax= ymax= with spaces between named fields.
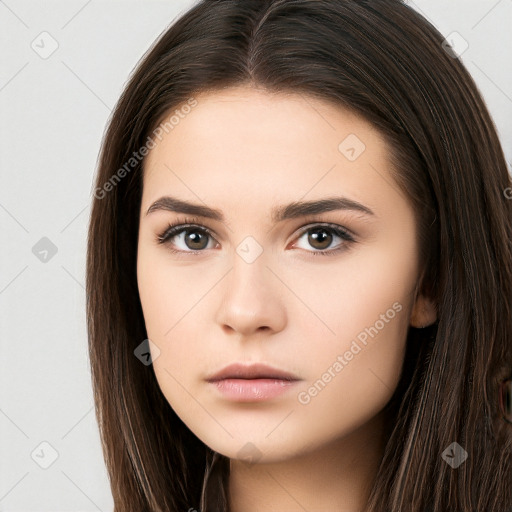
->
xmin=206 ymin=363 xmax=301 ymax=382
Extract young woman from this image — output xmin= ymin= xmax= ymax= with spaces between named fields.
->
xmin=86 ymin=1 xmax=512 ymax=511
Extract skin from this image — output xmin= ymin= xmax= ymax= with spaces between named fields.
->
xmin=136 ymin=85 xmax=437 ymax=512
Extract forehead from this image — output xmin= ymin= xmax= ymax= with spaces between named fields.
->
xmin=145 ymin=86 xmax=384 ymax=163
xmin=141 ymin=86 xmax=397 ymax=218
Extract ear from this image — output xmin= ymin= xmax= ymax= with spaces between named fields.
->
xmin=410 ymin=293 xmax=437 ymax=328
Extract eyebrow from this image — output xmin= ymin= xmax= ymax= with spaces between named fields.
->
xmin=145 ymin=195 xmax=375 ymax=223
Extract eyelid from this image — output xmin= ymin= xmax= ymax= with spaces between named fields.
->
xmin=156 ymin=216 xmax=215 ymax=245
xmin=293 ymin=216 xmax=357 ymax=239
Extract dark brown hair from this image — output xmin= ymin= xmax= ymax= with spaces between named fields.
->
xmin=86 ymin=1 xmax=512 ymax=510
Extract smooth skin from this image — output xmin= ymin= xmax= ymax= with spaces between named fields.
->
xmin=137 ymin=85 xmax=437 ymax=512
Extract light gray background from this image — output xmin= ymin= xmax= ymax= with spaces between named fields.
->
xmin=1 ymin=1 xmax=511 ymax=510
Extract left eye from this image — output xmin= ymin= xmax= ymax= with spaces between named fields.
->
xmin=157 ymin=223 xmax=355 ymax=256
xmin=293 ymin=225 xmax=355 ymax=255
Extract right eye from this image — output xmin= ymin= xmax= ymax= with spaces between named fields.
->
xmin=157 ymin=222 xmax=218 ymax=253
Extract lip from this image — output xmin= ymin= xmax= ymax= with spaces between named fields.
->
xmin=205 ymin=363 xmax=301 ymax=402
xmin=209 ymin=379 xmax=300 ymax=402
xmin=206 ymin=362 xmax=300 ymax=382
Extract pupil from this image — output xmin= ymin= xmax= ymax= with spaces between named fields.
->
xmin=309 ymin=228 xmax=332 ymax=250
xmin=187 ymin=231 xmax=207 ymax=250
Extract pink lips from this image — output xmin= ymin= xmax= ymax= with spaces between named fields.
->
xmin=205 ymin=362 xmax=301 ymax=402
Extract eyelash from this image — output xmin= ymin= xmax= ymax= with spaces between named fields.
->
xmin=155 ymin=216 xmax=356 ymax=257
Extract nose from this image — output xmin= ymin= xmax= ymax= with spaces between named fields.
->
xmin=214 ymin=253 xmax=287 ymax=338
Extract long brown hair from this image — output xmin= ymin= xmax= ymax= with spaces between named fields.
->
xmin=86 ymin=1 xmax=512 ymax=510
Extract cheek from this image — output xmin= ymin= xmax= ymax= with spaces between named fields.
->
xmin=136 ymin=244 xmax=213 ymax=401
xmin=290 ymin=287 xmax=410 ymax=449
xmin=287 ymin=243 xmax=415 ymax=424
xmin=136 ymin=239 xmax=195 ymax=338
xmin=285 ymin=241 xmax=416 ymax=351
xmin=290 ymin=331 xmax=405 ymax=455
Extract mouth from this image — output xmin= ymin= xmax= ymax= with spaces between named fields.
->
xmin=205 ymin=362 xmax=302 ymax=402
xmin=206 ymin=362 xmax=300 ymax=381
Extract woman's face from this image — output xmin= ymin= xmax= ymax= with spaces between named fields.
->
xmin=136 ymin=85 xmax=435 ymax=463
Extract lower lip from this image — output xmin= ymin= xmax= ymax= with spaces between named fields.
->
xmin=208 ymin=378 xmax=300 ymax=402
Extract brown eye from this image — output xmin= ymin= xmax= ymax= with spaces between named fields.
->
xmin=293 ymin=224 xmax=355 ymax=256
xmin=181 ymin=229 xmax=209 ymax=250
xmin=307 ymin=227 xmax=333 ymax=251
xmin=157 ymin=224 xmax=216 ymax=252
